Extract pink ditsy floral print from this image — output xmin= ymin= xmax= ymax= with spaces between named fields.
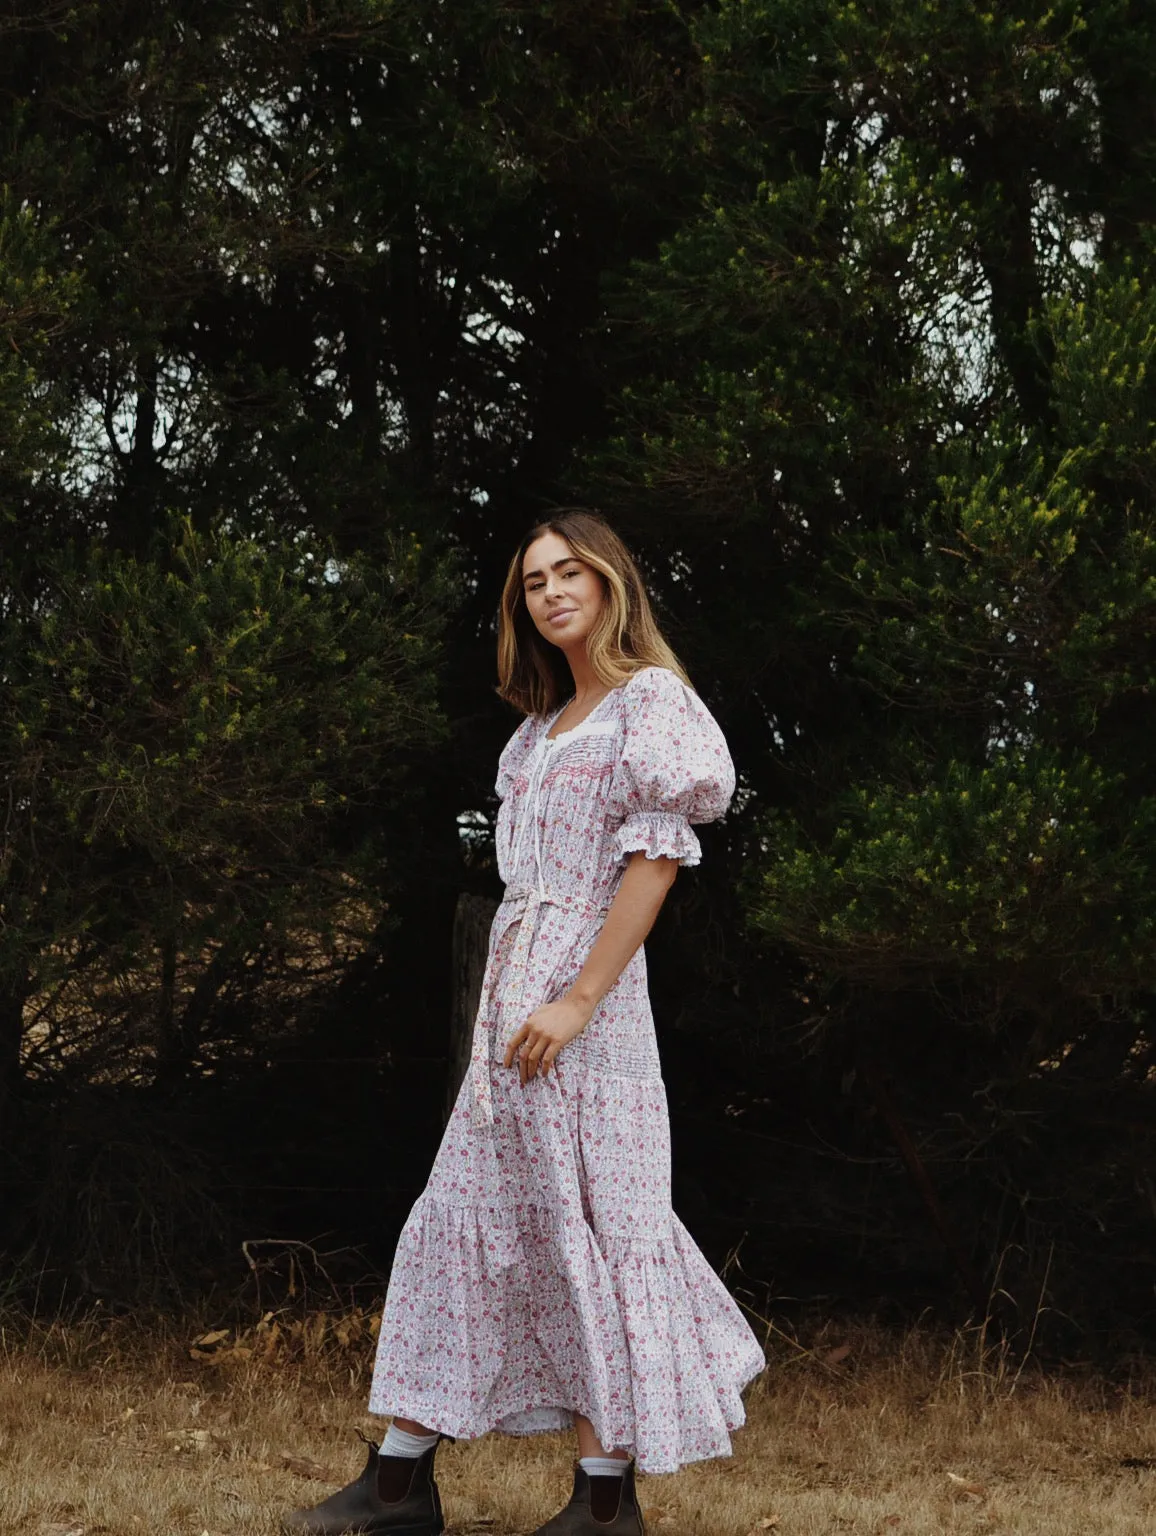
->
xmin=369 ymin=666 xmax=766 ymax=1473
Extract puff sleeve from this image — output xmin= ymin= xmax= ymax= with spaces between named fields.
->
xmin=611 ymin=667 xmax=736 ymax=867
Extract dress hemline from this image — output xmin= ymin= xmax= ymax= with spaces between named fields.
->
xmin=366 ymin=1358 xmax=764 ymax=1476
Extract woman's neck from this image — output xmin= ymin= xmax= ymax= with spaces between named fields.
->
xmin=565 ymin=650 xmax=603 ymax=702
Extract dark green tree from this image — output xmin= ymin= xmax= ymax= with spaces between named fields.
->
xmin=7 ymin=0 xmax=1156 ymax=1328
xmin=587 ymin=1 xmax=1156 ymax=1330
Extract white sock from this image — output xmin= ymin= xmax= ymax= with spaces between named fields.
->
xmin=579 ymin=1455 xmax=628 ymax=1478
xmin=381 ymin=1424 xmax=440 ymax=1458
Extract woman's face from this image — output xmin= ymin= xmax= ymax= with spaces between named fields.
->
xmin=521 ymin=531 xmax=605 ymax=655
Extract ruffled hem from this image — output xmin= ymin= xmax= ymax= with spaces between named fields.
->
xmin=368 ymin=1194 xmax=765 ymax=1474
xmin=613 ymin=810 xmax=702 ymax=868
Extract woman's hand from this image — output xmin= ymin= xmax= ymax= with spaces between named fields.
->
xmin=502 ymin=854 xmax=679 ymax=1089
xmin=504 ymin=994 xmax=594 ymax=1085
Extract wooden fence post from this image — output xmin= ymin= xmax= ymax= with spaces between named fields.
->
xmin=447 ymin=893 xmax=498 ymax=1123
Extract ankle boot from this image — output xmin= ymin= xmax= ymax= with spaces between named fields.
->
xmin=280 ymin=1436 xmax=446 ymax=1535
xmin=529 ymin=1460 xmax=645 ymax=1534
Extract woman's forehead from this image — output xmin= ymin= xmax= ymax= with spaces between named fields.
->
xmin=522 ymin=530 xmax=576 ymax=572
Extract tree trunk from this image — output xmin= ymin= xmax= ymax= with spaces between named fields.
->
xmin=0 ymin=968 xmax=30 ymax=1162
xmin=154 ymin=931 xmax=179 ymax=1085
xmin=860 ymin=1056 xmax=996 ymax=1325
xmin=447 ymin=893 xmax=497 ymax=1124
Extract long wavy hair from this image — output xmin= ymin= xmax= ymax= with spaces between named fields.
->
xmin=497 ymin=509 xmax=692 ymax=716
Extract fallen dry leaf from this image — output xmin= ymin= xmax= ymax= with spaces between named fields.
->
xmin=946 ymin=1471 xmax=988 ymax=1499
xmin=281 ymin=1451 xmax=339 ymax=1482
xmin=164 ymin=1427 xmax=225 ymax=1455
xmin=192 ymin=1344 xmax=254 ymax=1366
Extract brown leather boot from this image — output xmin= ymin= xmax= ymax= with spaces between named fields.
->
xmin=529 ymin=1460 xmax=645 ymax=1534
xmin=280 ymin=1436 xmax=447 ymax=1535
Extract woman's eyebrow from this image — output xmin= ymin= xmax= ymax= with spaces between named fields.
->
xmin=522 ymin=556 xmax=581 ymax=582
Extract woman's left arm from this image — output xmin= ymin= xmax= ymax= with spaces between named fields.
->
xmin=504 ymin=851 xmax=679 ymax=1085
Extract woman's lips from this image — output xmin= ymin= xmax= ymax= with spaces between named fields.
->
xmin=547 ymin=608 xmax=577 ymax=625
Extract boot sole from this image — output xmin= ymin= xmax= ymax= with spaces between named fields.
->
xmin=280 ymin=1523 xmax=443 ymax=1536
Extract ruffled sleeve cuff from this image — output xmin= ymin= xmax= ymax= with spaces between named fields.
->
xmin=614 ymin=810 xmax=703 ymax=868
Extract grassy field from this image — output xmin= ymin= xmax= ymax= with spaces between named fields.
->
xmin=3 ymin=1309 xmax=1156 ymax=1535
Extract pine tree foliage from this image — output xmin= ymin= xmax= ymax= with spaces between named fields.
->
xmin=590 ymin=2 xmax=1156 ymax=1326
xmin=4 ymin=0 xmax=1156 ymax=1323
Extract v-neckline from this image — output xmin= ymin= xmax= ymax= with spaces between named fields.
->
xmin=543 ymin=683 xmax=623 ymax=743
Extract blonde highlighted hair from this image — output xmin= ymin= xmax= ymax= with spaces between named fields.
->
xmin=497 ymin=509 xmax=692 ymax=716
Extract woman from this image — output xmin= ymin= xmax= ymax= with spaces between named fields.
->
xmin=284 ymin=512 xmax=765 ymax=1536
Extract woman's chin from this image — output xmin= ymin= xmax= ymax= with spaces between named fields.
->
xmin=540 ymin=625 xmax=587 ymax=651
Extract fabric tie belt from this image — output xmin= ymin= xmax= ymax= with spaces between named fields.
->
xmin=467 ymin=881 xmax=612 ymax=1128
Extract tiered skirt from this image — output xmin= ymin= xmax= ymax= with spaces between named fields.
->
xmin=369 ymin=1058 xmax=765 ymax=1474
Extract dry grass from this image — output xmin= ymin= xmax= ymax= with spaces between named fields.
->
xmin=3 ymin=1311 xmax=1156 ymax=1535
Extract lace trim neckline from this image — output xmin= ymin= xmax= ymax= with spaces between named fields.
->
xmin=543 ymin=681 xmax=628 ymax=742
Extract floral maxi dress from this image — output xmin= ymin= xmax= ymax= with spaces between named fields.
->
xmin=369 ymin=666 xmax=766 ymax=1474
